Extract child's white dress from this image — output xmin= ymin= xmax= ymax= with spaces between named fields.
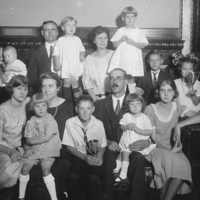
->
xmin=119 ymin=112 xmax=156 ymax=155
xmin=4 ymin=59 xmax=27 ymax=84
xmin=24 ymin=113 xmax=61 ymax=161
xmin=175 ymin=78 xmax=200 ymax=112
xmin=53 ymin=35 xmax=85 ymax=79
xmin=108 ymin=27 xmax=148 ymax=76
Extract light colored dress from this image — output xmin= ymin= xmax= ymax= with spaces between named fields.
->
xmin=3 ymin=59 xmax=27 ymax=84
xmin=144 ymin=102 xmax=192 ymax=194
xmin=108 ymin=27 xmax=148 ymax=76
xmin=82 ymin=50 xmax=113 ymax=95
xmin=53 ymin=35 xmax=85 ymax=78
xmin=175 ymin=78 xmax=200 ymax=112
xmin=24 ymin=113 xmax=61 ymax=161
xmin=119 ymin=113 xmax=156 ymax=154
xmin=0 ymin=103 xmax=26 ymax=189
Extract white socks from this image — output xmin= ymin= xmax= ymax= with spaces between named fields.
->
xmin=43 ymin=174 xmax=58 ymax=200
xmin=113 ymin=160 xmax=121 ymax=173
xmin=128 ymin=83 xmax=136 ymax=94
xmin=115 ymin=161 xmax=129 ymax=181
xmin=19 ymin=174 xmax=30 ymax=199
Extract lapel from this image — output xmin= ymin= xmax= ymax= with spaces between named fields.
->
xmin=158 ymin=71 xmax=165 ymax=82
xmin=38 ymin=44 xmax=50 ymax=70
xmin=145 ymin=71 xmax=154 ymax=90
xmin=104 ymin=96 xmax=115 ymax=129
xmin=104 ymin=95 xmax=126 ymax=138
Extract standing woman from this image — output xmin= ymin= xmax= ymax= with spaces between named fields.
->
xmin=82 ymin=26 xmax=114 ymax=101
xmin=0 ymin=75 xmax=30 ymax=189
xmin=144 ymin=79 xmax=200 ymax=200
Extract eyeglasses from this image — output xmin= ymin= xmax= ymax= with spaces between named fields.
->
xmin=109 ymin=76 xmax=125 ymax=83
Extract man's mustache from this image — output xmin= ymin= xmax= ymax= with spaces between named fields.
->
xmin=112 ymin=83 xmax=119 ymax=87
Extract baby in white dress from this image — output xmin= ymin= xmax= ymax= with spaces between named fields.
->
xmin=113 ymin=93 xmax=156 ymax=186
xmin=53 ymin=16 xmax=85 ymax=101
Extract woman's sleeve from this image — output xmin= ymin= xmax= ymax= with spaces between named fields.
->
xmin=144 ymin=105 xmax=156 ymax=129
xmin=176 ymin=102 xmax=190 ymax=117
xmin=82 ymin=57 xmax=94 ymax=90
xmin=24 ymin=121 xmax=32 ymax=138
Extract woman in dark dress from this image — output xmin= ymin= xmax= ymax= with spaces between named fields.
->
xmin=40 ymin=72 xmax=74 ymax=141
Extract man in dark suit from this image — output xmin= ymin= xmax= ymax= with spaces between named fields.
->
xmin=94 ymin=68 xmax=150 ymax=200
xmin=27 ymin=20 xmax=58 ymax=94
xmin=137 ymin=50 xmax=173 ymax=105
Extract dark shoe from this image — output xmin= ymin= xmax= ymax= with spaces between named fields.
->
xmin=113 ymin=177 xmax=130 ymax=189
xmin=112 ymin=171 xmax=120 ymax=181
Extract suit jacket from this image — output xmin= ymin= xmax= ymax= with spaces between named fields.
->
xmin=93 ymin=95 xmax=126 ymax=143
xmin=137 ymin=70 xmax=172 ymax=104
xmin=27 ymin=44 xmax=51 ymax=92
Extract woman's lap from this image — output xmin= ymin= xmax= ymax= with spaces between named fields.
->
xmin=145 ymin=148 xmax=192 ymax=194
xmin=0 ymin=152 xmax=23 ymax=189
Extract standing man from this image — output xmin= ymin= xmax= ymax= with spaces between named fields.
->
xmin=27 ymin=20 xmax=58 ymax=94
xmin=94 ymin=68 xmax=150 ymax=200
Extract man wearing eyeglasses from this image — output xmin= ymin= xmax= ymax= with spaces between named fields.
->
xmin=94 ymin=68 xmax=150 ymax=200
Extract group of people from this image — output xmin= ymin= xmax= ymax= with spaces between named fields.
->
xmin=0 ymin=5 xmax=200 ymax=200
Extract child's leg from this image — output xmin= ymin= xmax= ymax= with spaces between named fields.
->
xmin=19 ymin=162 xmax=34 ymax=199
xmin=62 ymin=78 xmax=72 ymax=101
xmin=113 ymin=152 xmax=122 ymax=173
xmin=115 ymin=151 xmax=131 ymax=181
xmin=71 ymin=76 xmax=81 ymax=101
xmin=41 ymin=160 xmax=58 ymax=200
xmin=128 ymin=77 xmax=136 ymax=94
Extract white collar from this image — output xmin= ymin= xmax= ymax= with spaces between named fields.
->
xmin=112 ymin=93 xmax=125 ymax=109
xmin=151 ymin=70 xmax=160 ymax=75
xmin=45 ymin=41 xmax=56 ymax=48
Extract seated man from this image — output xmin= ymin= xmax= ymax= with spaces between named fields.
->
xmin=137 ymin=50 xmax=173 ymax=105
xmin=62 ymin=95 xmax=107 ymax=199
xmin=94 ymin=68 xmax=151 ymax=200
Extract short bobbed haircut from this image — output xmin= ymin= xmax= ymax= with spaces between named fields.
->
xmin=156 ymin=79 xmax=179 ymax=99
xmin=40 ymin=72 xmax=62 ymax=88
xmin=61 ymin=16 xmax=77 ymax=26
xmin=7 ymin=75 xmax=29 ymax=95
xmin=125 ymin=93 xmax=146 ymax=112
xmin=121 ymin=6 xmax=138 ymax=18
xmin=147 ymin=49 xmax=162 ymax=60
xmin=88 ymin=26 xmax=110 ymax=50
xmin=89 ymin=26 xmax=110 ymax=42
xmin=76 ymin=95 xmax=94 ymax=107
xmin=177 ymin=57 xmax=198 ymax=74
xmin=29 ymin=93 xmax=50 ymax=110
xmin=3 ymin=46 xmax=17 ymax=56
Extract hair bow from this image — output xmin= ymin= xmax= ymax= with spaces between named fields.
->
xmin=172 ymin=52 xmax=200 ymax=65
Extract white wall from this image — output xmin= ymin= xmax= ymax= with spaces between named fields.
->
xmin=0 ymin=0 xmax=180 ymax=28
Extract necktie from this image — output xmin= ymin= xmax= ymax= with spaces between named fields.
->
xmin=115 ymin=99 xmax=121 ymax=115
xmin=81 ymin=127 xmax=88 ymax=143
xmin=153 ymin=72 xmax=157 ymax=88
xmin=49 ymin=45 xmax=53 ymax=70
xmin=50 ymin=45 xmax=53 ymax=58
